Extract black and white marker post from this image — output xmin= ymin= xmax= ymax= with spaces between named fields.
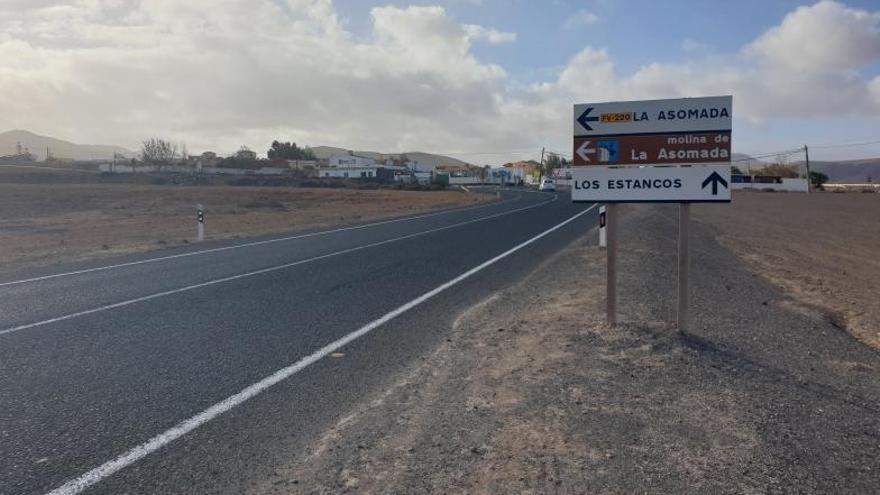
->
xmin=197 ymin=204 xmax=204 ymax=242
xmin=598 ymin=204 xmax=607 ymax=248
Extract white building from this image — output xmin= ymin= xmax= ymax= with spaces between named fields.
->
xmin=328 ymin=154 xmax=376 ymax=168
xmin=731 ymin=175 xmax=809 ymax=192
xmin=319 ymin=166 xmax=380 ymax=179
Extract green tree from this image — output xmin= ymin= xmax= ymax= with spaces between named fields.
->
xmin=809 ymin=171 xmax=829 ymax=189
xmin=218 ymin=146 xmax=260 ymax=169
xmin=267 ymin=140 xmax=316 ymax=160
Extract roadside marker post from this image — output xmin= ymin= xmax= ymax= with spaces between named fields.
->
xmin=197 ymin=204 xmax=204 ymax=242
xmin=571 ymin=96 xmax=733 ymax=331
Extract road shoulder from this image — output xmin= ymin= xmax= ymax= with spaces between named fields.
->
xmin=255 ymin=203 xmax=880 ymax=494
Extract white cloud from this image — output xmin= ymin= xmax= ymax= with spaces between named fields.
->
xmin=508 ymin=1 xmax=880 ymax=155
xmin=0 ymin=1 xmax=510 ymax=154
xmin=0 ymin=0 xmax=878 ymax=162
xmin=746 ymin=0 xmax=880 ymax=70
xmin=464 ymin=24 xmax=517 ymax=44
xmin=563 ymin=9 xmax=599 ymax=29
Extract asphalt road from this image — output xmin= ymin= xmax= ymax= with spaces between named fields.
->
xmin=0 ymin=189 xmax=597 ymax=494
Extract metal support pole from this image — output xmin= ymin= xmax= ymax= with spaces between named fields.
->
xmin=606 ymin=203 xmax=618 ymax=327
xmin=804 ymin=144 xmax=811 ymax=193
xmin=677 ymin=202 xmax=690 ymax=332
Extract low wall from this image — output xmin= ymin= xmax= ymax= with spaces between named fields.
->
xmin=732 ymin=178 xmax=808 ymax=192
xmin=98 ymin=164 xmax=289 ymax=176
xmin=449 ymin=176 xmax=482 ymax=185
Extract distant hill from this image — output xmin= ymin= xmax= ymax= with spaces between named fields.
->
xmin=310 ymin=146 xmax=472 ymax=171
xmin=729 ymin=153 xmax=880 ymax=183
xmin=0 ymin=130 xmax=134 ymax=161
xmin=793 ymin=158 xmax=880 ymax=184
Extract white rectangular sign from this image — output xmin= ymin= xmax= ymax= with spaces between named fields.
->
xmin=571 ymin=164 xmax=731 ymax=203
xmin=574 ymin=96 xmax=732 ymax=137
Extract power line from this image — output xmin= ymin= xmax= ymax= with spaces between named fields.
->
xmin=809 ymin=139 xmax=880 ymax=150
xmin=446 ymin=150 xmax=546 ymax=156
xmin=731 ymin=148 xmax=803 ymax=162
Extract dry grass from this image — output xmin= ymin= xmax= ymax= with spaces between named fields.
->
xmin=0 ymin=183 xmax=493 ymax=271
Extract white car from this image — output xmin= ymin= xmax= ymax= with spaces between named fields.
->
xmin=538 ymin=178 xmax=555 ymax=191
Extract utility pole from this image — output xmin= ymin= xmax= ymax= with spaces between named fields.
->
xmin=539 ymin=146 xmax=546 ymax=179
xmin=804 ymin=145 xmax=811 ymax=193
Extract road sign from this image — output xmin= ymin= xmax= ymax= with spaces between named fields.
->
xmin=572 ymin=96 xmax=733 ymax=334
xmin=573 ymin=132 xmax=731 ymax=166
xmin=571 ymin=164 xmax=731 ymax=203
xmin=574 ymin=96 xmax=732 ymax=137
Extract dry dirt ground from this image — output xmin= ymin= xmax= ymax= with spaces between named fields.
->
xmin=253 ymin=203 xmax=880 ymax=494
xmin=695 ymin=191 xmax=880 ymax=349
xmin=0 ymin=179 xmax=492 ymax=271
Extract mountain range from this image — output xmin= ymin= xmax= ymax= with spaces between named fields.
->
xmin=794 ymin=159 xmax=880 ymax=184
xmin=0 ymin=130 xmax=133 ymax=161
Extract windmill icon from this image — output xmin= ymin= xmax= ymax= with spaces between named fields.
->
xmin=597 ymin=140 xmax=620 ymax=163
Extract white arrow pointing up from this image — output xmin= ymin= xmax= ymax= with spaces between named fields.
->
xmin=576 ymin=140 xmax=596 ymax=162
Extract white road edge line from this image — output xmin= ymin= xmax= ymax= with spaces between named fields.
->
xmin=0 ymin=195 xmax=556 ymax=337
xmin=45 ymin=202 xmax=597 ymax=495
xmin=0 ymin=195 xmax=519 ymax=288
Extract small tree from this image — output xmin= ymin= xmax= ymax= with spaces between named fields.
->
xmin=141 ymin=138 xmax=179 ymax=169
xmin=809 ymin=171 xmax=829 ymax=190
xmin=756 ymin=163 xmax=800 ymax=178
xmin=542 ymin=152 xmax=564 ymax=179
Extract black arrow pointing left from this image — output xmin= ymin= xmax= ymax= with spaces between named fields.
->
xmin=577 ymin=107 xmax=599 ymax=131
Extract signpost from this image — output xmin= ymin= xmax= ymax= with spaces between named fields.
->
xmin=572 ymin=96 xmax=733 ymax=331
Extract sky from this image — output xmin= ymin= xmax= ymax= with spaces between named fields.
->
xmin=1 ymin=0 xmax=879 ymax=164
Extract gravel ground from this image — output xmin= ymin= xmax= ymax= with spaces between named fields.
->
xmin=694 ymin=191 xmax=880 ymax=349
xmin=255 ymin=203 xmax=880 ymax=494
